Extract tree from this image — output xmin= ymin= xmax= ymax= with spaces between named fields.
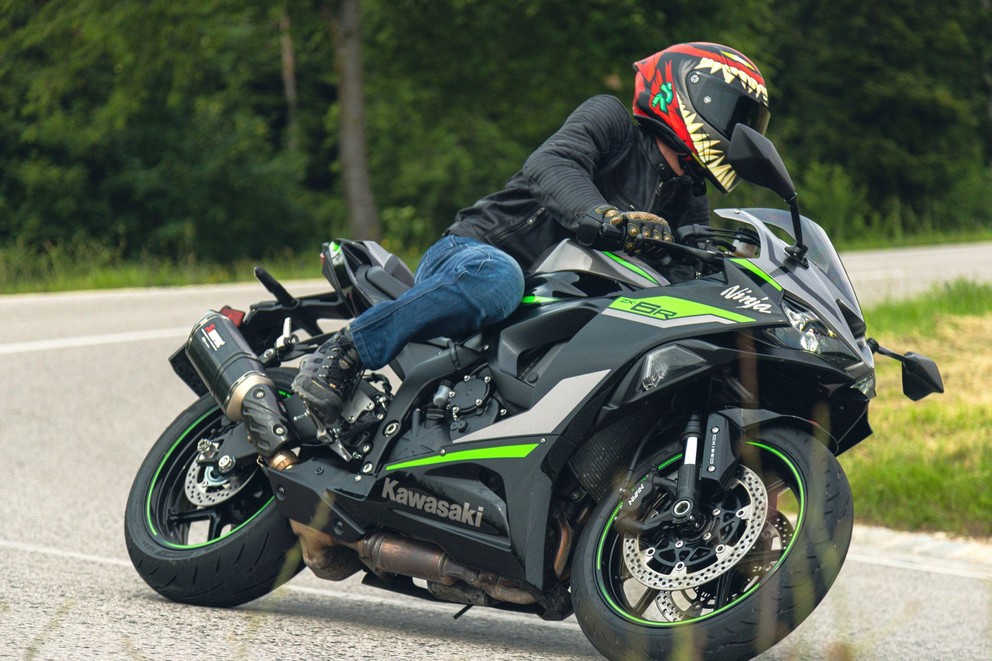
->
xmin=322 ymin=0 xmax=380 ymax=240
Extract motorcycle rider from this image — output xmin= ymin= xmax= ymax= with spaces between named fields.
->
xmin=293 ymin=42 xmax=771 ymax=428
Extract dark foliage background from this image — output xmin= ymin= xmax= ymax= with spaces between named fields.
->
xmin=1 ymin=0 xmax=989 ymax=264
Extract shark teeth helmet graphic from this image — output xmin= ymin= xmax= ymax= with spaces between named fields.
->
xmin=633 ymin=42 xmax=770 ymax=194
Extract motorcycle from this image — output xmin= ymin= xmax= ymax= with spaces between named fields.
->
xmin=124 ymin=126 xmax=943 ymax=660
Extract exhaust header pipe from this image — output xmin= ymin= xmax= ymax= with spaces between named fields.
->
xmin=344 ymin=532 xmax=537 ymax=605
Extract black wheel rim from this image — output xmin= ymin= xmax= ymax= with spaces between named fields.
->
xmin=594 ymin=442 xmax=806 ymax=626
xmin=145 ymin=408 xmax=274 ymax=550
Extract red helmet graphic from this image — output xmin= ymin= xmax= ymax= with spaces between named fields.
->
xmin=633 ymin=43 xmax=770 ymax=194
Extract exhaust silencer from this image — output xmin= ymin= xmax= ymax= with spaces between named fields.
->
xmin=185 ymin=311 xmax=274 ymax=422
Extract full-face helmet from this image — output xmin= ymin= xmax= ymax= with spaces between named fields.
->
xmin=633 ymin=42 xmax=770 ymax=193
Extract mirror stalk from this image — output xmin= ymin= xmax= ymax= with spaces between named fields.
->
xmin=784 ymin=194 xmax=808 ymax=264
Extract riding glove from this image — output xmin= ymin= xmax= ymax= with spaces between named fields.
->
xmin=595 ymin=205 xmax=673 ymax=256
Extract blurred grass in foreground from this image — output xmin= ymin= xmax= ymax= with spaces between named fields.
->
xmin=844 ymin=280 xmax=992 ymax=538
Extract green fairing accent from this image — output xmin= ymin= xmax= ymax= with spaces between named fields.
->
xmin=602 ymin=251 xmax=659 ymax=284
xmin=609 ymin=295 xmax=754 ymax=323
xmin=595 ymin=442 xmax=806 ymax=627
xmin=730 ymin=258 xmax=783 ymax=291
xmin=329 ymin=241 xmax=341 ymax=255
xmin=386 ymin=443 xmax=539 ymax=471
xmin=521 ymin=295 xmax=560 ymax=304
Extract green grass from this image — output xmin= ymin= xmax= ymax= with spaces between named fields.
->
xmin=0 ymin=240 xmax=325 ymax=294
xmin=835 ymin=226 xmax=992 ymax=252
xmin=4 ymin=228 xmax=992 ymax=295
xmin=863 ymin=280 xmax=992 ymax=335
xmin=0 ymin=239 xmax=423 ymax=295
xmin=842 ymin=281 xmax=992 ymax=538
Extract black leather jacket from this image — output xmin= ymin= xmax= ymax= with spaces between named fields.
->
xmin=445 ymin=95 xmax=710 ymax=270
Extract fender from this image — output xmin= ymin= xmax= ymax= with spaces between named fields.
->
xmin=715 ymin=408 xmax=839 ymax=454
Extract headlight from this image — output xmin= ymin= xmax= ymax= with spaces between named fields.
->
xmin=765 ymin=300 xmax=861 ymax=367
xmin=639 ymin=346 xmax=707 ymax=392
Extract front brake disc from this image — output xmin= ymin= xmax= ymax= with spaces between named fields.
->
xmin=621 ymin=465 xmax=768 ymax=591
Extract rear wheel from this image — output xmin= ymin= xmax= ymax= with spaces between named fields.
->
xmin=124 ymin=368 xmax=303 ymax=607
xmin=571 ymin=426 xmax=852 ymax=661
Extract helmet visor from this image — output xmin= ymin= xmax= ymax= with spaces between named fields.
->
xmin=689 ymin=74 xmax=770 ymax=140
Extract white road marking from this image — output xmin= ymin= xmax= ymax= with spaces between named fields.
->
xmin=846 ymin=552 xmax=992 ymax=581
xmin=0 ymin=538 xmax=133 ymax=568
xmin=0 ymin=327 xmax=189 ymax=355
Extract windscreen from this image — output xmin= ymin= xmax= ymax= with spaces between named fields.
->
xmin=740 ymin=208 xmax=861 ymax=310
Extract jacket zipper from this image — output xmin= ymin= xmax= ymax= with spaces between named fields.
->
xmin=492 ymin=207 xmax=545 ymax=243
xmin=611 ymin=169 xmax=638 ymax=211
xmin=649 ymin=178 xmax=666 ymax=214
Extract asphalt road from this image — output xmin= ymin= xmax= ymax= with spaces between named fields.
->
xmin=2 ymin=244 xmax=991 ymax=660
xmin=841 ymin=241 xmax=992 ymax=304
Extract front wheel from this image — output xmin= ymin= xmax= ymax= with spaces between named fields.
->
xmin=124 ymin=368 xmax=303 ymax=607
xmin=571 ymin=425 xmax=852 ymax=661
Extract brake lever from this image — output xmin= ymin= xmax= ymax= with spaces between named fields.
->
xmin=662 ymin=240 xmax=725 ymax=266
xmin=628 ymin=238 xmax=724 ymax=267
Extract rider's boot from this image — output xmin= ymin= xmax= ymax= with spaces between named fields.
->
xmin=292 ymin=327 xmax=364 ymax=426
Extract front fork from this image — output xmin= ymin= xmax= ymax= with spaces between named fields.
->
xmin=618 ymin=411 xmax=741 ymax=532
xmin=676 ymin=411 xmax=742 ymax=516
xmin=672 ymin=414 xmax=703 ymax=523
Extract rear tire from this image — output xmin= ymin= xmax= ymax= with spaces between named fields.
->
xmin=571 ymin=425 xmax=853 ymax=661
xmin=124 ymin=368 xmax=303 ymax=607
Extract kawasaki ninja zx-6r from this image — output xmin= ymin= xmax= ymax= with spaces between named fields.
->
xmin=125 ymin=126 xmax=943 ymax=660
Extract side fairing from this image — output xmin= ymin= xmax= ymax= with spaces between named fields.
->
xmin=475 ymin=267 xmax=789 ymax=445
xmin=530 ymin=240 xmax=669 ymax=290
xmin=534 ymin=273 xmax=789 ymax=400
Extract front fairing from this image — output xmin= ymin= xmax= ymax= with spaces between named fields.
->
xmin=715 ymin=208 xmax=875 ymax=384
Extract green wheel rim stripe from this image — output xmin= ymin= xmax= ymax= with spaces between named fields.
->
xmin=145 ymin=410 xmax=274 ymax=550
xmin=595 ymin=441 xmax=806 ymax=627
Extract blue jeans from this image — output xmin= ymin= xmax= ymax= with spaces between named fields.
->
xmin=349 ymin=236 xmax=525 ymax=369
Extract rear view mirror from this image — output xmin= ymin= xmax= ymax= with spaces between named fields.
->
xmin=728 ymin=125 xmax=797 ymax=201
xmin=901 ymin=352 xmax=944 ymax=401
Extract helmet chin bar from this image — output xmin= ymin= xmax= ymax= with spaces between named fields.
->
xmin=634 ymin=114 xmax=692 ymax=157
xmin=634 ymin=115 xmax=738 ymax=194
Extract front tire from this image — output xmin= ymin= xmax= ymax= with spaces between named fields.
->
xmin=124 ymin=368 xmax=303 ymax=607
xmin=571 ymin=425 xmax=852 ymax=661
